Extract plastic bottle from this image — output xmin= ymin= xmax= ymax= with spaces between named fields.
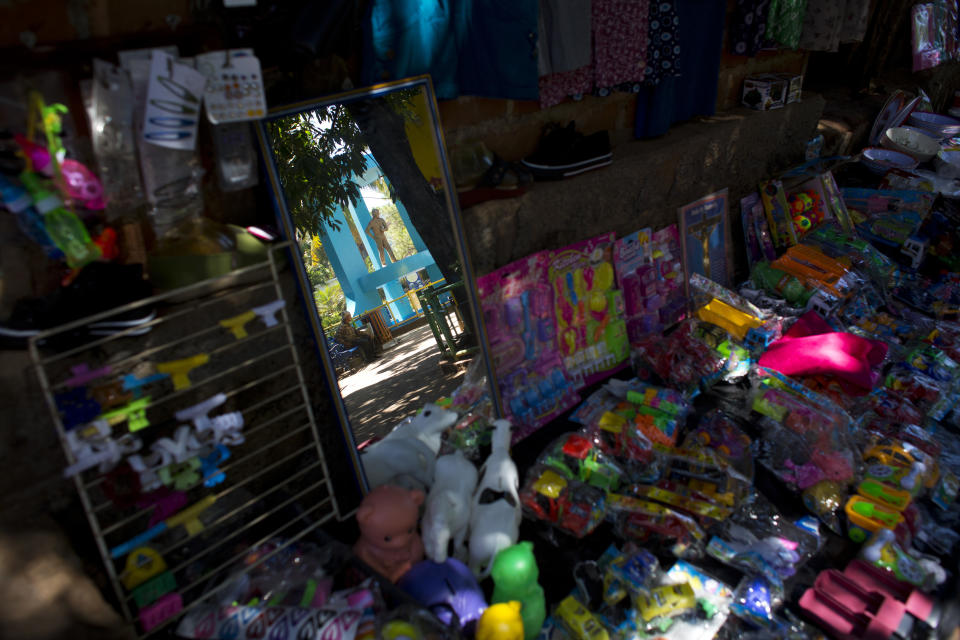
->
xmin=19 ymin=172 xmax=99 ymax=268
xmin=0 ymin=174 xmax=63 ymax=258
xmin=752 ymin=262 xmax=813 ymax=306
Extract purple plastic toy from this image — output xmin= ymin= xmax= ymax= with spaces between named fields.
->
xmin=397 ymin=558 xmax=488 ymax=629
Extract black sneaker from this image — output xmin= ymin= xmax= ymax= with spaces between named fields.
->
xmin=521 ymin=122 xmax=613 ymax=179
xmin=0 ymin=263 xmax=155 ymax=349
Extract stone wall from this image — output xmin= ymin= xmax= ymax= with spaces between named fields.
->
xmin=460 ymin=95 xmax=826 ymax=280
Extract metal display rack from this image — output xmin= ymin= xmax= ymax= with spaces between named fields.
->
xmin=29 ymin=243 xmax=341 ymax=637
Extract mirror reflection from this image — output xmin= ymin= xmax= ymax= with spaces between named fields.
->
xmin=262 ymin=79 xmax=489 ymax=448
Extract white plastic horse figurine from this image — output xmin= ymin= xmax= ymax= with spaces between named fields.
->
xmin=422 ymin=450 xmax=478 ymax=563
xmin=469 ymin=419 xmax=521 ymax=577
xmin=360 ymin=402 xmax=458 ymax=491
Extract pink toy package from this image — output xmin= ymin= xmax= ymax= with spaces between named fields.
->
xmin=614 ymin=225 xmax=687 ymax=346
xmin=477 ymin=253 xmax=580 ymax=441
xmin=548 ymin=233 xmax=629 ymax=388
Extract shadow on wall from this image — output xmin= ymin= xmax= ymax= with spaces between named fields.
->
xmin=0 ymin=527 xmax=130 ymax=640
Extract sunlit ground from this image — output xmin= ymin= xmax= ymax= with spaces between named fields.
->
xmin=338 ymin=322 xmax=468 ymax=443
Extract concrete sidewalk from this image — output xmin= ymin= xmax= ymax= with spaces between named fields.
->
xmin=338 ymin=323 xmax=469 ymax=443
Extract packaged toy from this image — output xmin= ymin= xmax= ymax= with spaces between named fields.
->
xmin=615 ymin=225 xmax=688 ymax=346
xmin=860 ymin=529 xmax=945 ymax=591
xmin=632 ymin=319 xmax=726 ymax=395
xmin=521 ymin=466 xmax=607 ymax=539
xmin=477 ymin=254 xmax=580 ymax=439
xmin=548 ymin=233 xmax=630 ymax=386
xmin=554 ymin=595 xmax=610 ymax=640
xmin=538 ymin=432 xmax=625 ymax=492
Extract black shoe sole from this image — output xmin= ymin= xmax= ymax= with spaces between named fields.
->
xmin=521 ymin=153 xmax=613 ymax=179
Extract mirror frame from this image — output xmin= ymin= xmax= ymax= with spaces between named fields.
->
xmin=255 ymin=75 xmax=502 ymax=499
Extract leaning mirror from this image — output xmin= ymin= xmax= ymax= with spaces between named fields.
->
xmin=257 ymin=76 xmax=498 ymax=492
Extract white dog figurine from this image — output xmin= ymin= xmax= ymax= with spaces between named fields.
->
xmin=422 ymin=450 xmax=478 ymax=563
xmin=469 ymin=419 xmax=521 ymax=577
xmin=360 ymin=402 xmax=458 ymax=491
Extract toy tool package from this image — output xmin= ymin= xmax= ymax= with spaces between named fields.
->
xmin=615 ymin=225 xmax=687 ymax=346
xmin=549 ymin=233 xmax=630 ymax=387
xmin=477 ymin=254 xmax=580 ymax=440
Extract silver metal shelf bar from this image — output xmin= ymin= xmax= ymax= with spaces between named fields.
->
xmin=34 ymin=249 xmax=291 ymax=350
xmin=98 ymin=406 xmax=308 ymax=535
xmin=130 ymin=478 xmax=330 ymax=598
xmin=101 ymin=439 xmax=316 ymax=550
xmin=39 ymin=279 xmax=277 ymax=369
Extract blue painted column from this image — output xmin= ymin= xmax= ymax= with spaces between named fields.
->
xmin=320 ymin=204 xmax=381 ymax=315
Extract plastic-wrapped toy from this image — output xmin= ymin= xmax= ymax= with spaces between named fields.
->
xmin=398 ymin=558 xmax=487 ymax=629
xmin=491 ymin=542 xmax=546 ymax=640
xmin=521 ymin=467 xmax=607 ymax=539
xmin=469 ymin=419 xmax=521 ymax=577
xmin=731 ymin=574 xmax=779 ymax=629
xmin=354 ymin=485 xmax=425 ymax=582
xmin=607 ymin=493 xmax=704 ymax=558
xmin=602 ymin=548 xmax=660 ymax=607
xmin=683 ymin=409 xmax=753 ymax=481
xmin=554 ymin=595 xmax=610 ymax=640
xmin=802 ymin=481 xmax=845 ymax=535
xmin=548 ymin=233 xmax=630 ymax=386
xmin=477 ymin=254 xmax=580 ymax=438
xmin=538 ymin=432 xmax=624 ymax=492
xmin=844 ymin=496 xmax=905 ymax=544
xmin=477 ymin=601 xmax=525 ymax=640
xmin=422 ymin=451 xmax=477 ymax=563
xmin=616 ymin=225 xmax=689 ymax=343
xmin=860 ymin=529 xmax=945 ymax=591
xmin=632 ymin=319 xmax=726 ymax=394
xmin=19 ymin=171 xmax=100 ymax=267
xmin=635 ymin=582 xmax=697 ymax=633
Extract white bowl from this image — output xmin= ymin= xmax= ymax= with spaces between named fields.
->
xmin=935 ymin=149 xmax=960 ymax=179
xmin=861 ymin=147 xmax=919 ymax=175
xmin=907 ymin=111 xmax=960 ymax=138
xmin=880 ymin=126 xmax=940 ymax=162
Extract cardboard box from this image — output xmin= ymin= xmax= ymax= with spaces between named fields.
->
xmin=742 ymin=73 xmax=803 ymax=110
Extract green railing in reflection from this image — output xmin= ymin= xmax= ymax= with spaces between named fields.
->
xmin=417 ymin=281 xmax=478 ymax=360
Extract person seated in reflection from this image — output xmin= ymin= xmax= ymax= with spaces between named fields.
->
xmin=365 ymin=208 xmax=398 ymax=268
xmin=336 ymin=311 xmax=380 ymax=361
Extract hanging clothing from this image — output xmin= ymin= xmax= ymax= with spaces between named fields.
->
xmin=729 ymin=0 xmax=771 ymax=57
xmin=459 ymin=0 xmax=540 ymax=100
xmin=767 ymin=0 xmax=808 ymax=49
xmin=538 ymin=0 xmax=592 ymax=76
xmin=593 ymin=0 xmax=651 ymax=91
xmin=643 ymin=0 xmax=682 ymax=86
xmin=800 ymin=0 xmax=870 ymax=51
xmin=634 ymin=0 xmax=725 ymax=138
xmin=362 ymin=0 xmax=538 ymax=100
xmin=537 ymin=0 xmax=651 ymax=108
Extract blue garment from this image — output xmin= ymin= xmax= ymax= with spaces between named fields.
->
xmin=362 ymin=0 xmax=538 ymax=100
xmin=634 ymin=0 xmax=726 ymax=139
xmin=362 ymin=0 xmax=461 ymax=98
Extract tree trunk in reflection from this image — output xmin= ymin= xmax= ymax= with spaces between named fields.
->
xmin=348 ymin=97 xmax=474 ymax=345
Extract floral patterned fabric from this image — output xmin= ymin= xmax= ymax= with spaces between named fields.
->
xmin=729 ymin=0 xmax=771 ymax=56
xmin=644 ymin=0 xmax=682 ymax=85
xmin=767 ymin=0 xmax=807 ymax=49
xmin=538 ymin=0 xmax=651 ymax=108
xmin=594 ymin=0 xmax=651 ymax=90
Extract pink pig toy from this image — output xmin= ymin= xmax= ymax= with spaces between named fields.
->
xmin=354 ymin=485 xmax=425 ymax=582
